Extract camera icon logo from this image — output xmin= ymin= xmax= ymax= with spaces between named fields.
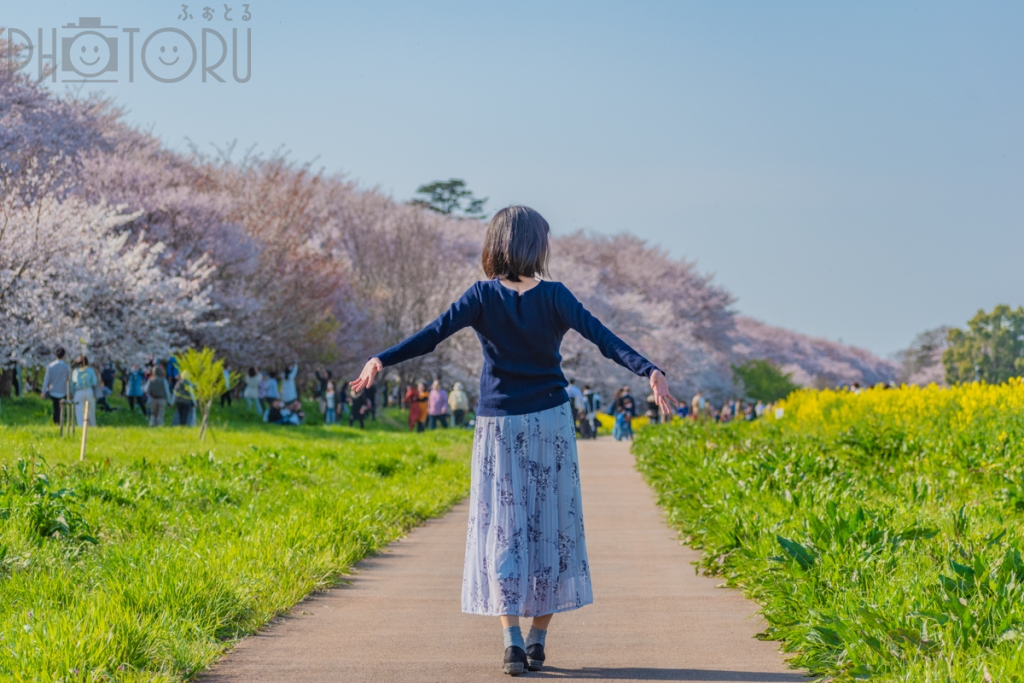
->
xmin=61 ymin=17 xmax=119 ymax=80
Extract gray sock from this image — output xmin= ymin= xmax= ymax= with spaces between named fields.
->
xmin=526 ymin=626 xmax=547 ymax=648
xmin=503 ymin=625 xmax=525 ymax=650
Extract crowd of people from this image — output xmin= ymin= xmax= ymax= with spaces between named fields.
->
xmin=37 ymin=348 xmax=207 ymax=428
xmin=23 ymin=346 xmax=774 ymax=436
xmin=401 ymin=380 xmax=472 ymax=431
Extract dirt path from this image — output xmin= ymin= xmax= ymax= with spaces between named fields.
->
xmin=201 ymin=437 xmax=804 ymax=682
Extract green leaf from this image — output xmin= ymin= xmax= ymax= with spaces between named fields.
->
xmin=777 ymin=535 xmax=816 ymax=569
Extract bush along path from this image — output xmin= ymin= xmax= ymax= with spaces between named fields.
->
xmin=0 ymin=428 xmax=471 ymax=682
xmin=634 ymin=381 xmax=1024 ymax=682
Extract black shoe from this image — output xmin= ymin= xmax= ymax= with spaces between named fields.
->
xmin=503 ymin=646 xmax=527 ymax=676
xmin=525 ymin=643 xmax=545 ymax=671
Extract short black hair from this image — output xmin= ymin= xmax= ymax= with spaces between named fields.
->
xmin=55 ymin=346 xmax=66 ymax=359
xmin=482 ymin=206 xmax=550 ymax=282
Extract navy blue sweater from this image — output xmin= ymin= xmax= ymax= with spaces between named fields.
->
xmin=374 ymin=279 xmax=660 ymax=417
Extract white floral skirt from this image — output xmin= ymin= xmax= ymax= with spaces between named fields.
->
xmin=462 ymin=401 xmax=593 ymax=616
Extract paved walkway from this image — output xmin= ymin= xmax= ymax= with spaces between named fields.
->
xmin=201 ymin=438 xmax=804 ymax=682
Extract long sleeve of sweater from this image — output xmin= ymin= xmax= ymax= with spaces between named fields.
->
xmin=553 ymin=283 xmax=660 ymax=379
xmin=375 ymin=284 xmax=481 ymax=367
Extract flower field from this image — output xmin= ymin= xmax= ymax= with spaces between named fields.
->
xmin=0 ymin=397 xmax=471 ymax=682
xmin=635 ymin=380 xmax=1024 ymax=681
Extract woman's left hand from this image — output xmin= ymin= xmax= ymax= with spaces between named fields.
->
xmin=649 ymin=369 xmax=678 ymax=416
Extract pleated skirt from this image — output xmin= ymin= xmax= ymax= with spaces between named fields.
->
xmin=462 ymin=401 xmax=593 ymax=616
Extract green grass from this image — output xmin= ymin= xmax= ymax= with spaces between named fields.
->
xmin=634 ymin=391 xmax=1024 ymax=682
xmin=0 ymin=395 xmax=471 ymax=682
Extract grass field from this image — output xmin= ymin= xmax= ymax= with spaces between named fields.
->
xmin=635 ymin=381 xmax=1024 ymax=682
xmin=0 ymin=394 xmax=472 ymax=682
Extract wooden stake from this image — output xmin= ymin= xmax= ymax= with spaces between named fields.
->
xmin=79 ymin=400 xmax=90 ymax=461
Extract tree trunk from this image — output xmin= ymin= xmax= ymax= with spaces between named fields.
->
xmin=0 ymin=368 xmax=13 ymax=398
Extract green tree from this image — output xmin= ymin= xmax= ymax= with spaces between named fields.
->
xmin=410 ymin=179 xmax=487 ymax=217
xmin=943 ymin=304 xmax=1024 ymax=384
xmin=732 ymin=359 xmax=800 ymax=403
xmin=177 ymin=347 xmax=239 ymax=441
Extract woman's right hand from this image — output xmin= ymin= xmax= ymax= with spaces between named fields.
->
xmin=350 ymin=358 xmax=383 ymax=393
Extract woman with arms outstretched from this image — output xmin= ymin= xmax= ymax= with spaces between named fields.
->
xmin=351 ymin=206 xmax=676 ymax=676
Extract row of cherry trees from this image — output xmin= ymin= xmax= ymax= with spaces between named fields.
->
xmin=0 ymin=35 xmax=896 ymax=399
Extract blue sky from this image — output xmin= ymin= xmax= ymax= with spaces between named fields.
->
xmin=6 ymin=1 xmax=1023 ymax=356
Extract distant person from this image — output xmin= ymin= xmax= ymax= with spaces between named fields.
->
xmin=125 ymin=365 xmax=147 ymax=415
xmin=95 ymin=363 xmax=117 ymax=413
xmin=645 ymin=392 xmax=659 ymax=423
xmin=220 ymin=366 xmax=234 ymax=408
xmin=616 ymin=386 xmax=636 ymax=418
xmin=262 ymin=371 xmax=280 ymax=407
xmin=41 ymin=347 xmax=71 ymax=425
xmin=70 ymin=355 xmax=98 ymax=427
xmin=582 ymin=384 xmax=601 ymax=438
xmin=167 ymin=354 xmax=180 ymax=390
xmin=334 ymin=381 xmax=346 ymax=423
xmin=404 ymin=384 xmax=421 ymax=431
xmin=349 ymin=388 xmax=371 ymax=428
xmin=449 ymin=381 xmax=470 ymax=427
xmin=566 ymin=378 xmax=585 ymax=432
xmin=754 ymin=400 xmax=765 ymax=418
xmin=314 ymin=367 xmax=332 ymax=400
xmin=280 ymin=363 xmax=299 ymax=403
xmin=365 ymin=383 xmax=378 ymax=420
xmin=101 ymin=362 xmax=116 ymax=396
xmin=691 ymin=390 xmax=705 ymax=421
xmin=264 ymin=399 xmax=287 ymax=424
xmin=428 ymin=380 xmax=449 ymax=429
xmin=243 ymin=367 xmax=261 ymax=413
xmin=146 ymin=365 xmax=170 ymax=426
xmin=172 ymin=371 xmax=197 ymax=428
xmin=323 ymin=380 xmax=337 ymax=424
xmin=284 ymin=399 xmax=306 ymax=425
xmin=415 ymin=382 xmax=429 ymax=432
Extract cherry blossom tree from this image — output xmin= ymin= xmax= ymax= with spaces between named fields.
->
xmin=0 ymin=189 xmax=215 ymax=366
xmin=0 ymin=50 xmax=900 ymax=401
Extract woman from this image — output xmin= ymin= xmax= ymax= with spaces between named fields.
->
xmin=351 ymin=206 xmax=675 ymax=676
xmin=280 ymin=363 xmax=299 ymax=404
xmin=449 ymin=381 xmax=470 ymax=427
xmin=427 ymin=379 xmax=449 ymax=429
xmin=71 ymin=355 xmax=98 ymax=427
xmin=243 ymin=367 xmax=261 ymax=413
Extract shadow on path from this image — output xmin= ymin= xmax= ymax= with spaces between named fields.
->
xmin=530 ymin=667 xmax=808 ymax=681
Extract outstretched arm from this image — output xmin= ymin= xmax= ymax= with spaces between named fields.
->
xmin=350 ymin=284 xmax=481 ymax=391
xmin=555 ymin=283 xmax=677 ymax=413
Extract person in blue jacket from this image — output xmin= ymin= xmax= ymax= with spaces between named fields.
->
xmin=351 ymin=206 xmax=676 ymax=676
